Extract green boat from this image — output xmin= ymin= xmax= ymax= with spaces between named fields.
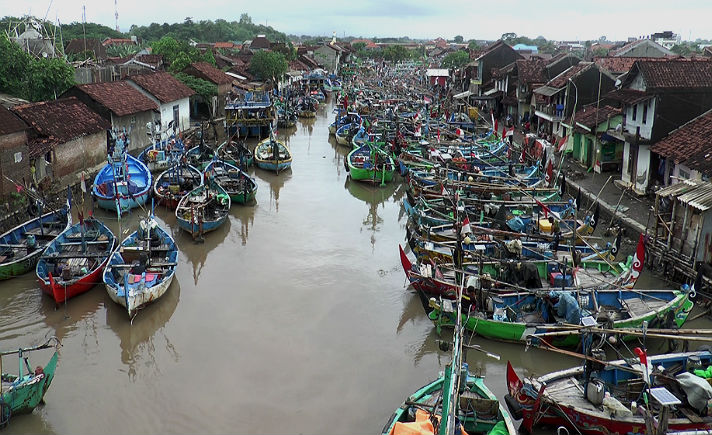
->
xmin=0 ymin=207 xmax=71 ymax=281
xmin=1 ymin=338 xmax=60 ymax=427
xmin=203 ymin=160 xmax=258 ymax=205
xmin=424 ymin=288 xmax=693 ymax=348
xmin=383 ymin=278 xmax=515 ymax=435
xmin=346 ymin=143 xmax=395 ymax=185
xmin=216 ymin=139 xmax=254 ymax=168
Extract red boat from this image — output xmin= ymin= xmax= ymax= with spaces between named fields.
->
xmin=505 ymin=350 xmax=712 ymax=435
xmin=36 ymin=217 xmax=116 ymax=303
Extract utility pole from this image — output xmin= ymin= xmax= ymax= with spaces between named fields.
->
xmin=114 ymin=0 xmax=119 ymax=32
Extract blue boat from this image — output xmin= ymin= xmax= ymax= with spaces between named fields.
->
xmin=93 ymin=130 xmax=152 ymax=214
xmin=175 ymin=180 xmax=231 ymax=240
xmin=225 ymin=90 xmax=275 ymax=138
xmin=103 ymin=215 xmax=178 ymax=318
xmin=254 ymin=137 xmax=292 ymax=173
xmin=137 ymin=133 xmax=186 ymax=173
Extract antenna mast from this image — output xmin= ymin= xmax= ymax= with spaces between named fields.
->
xmin=114 ymin=0 xmax=119 ymax=32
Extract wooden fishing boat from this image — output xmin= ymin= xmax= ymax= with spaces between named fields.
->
xmin=296 ymin=98 xmax=317 ymax=118
xmin=216 ymin=139 xmax=254 ymax=168
xmin=92 ymin=152 xmax=152 ymax=214
xmin=153 ymin=163 xmax=203 ymax=210
xmin=137 ymin=135 xmax=186 ymax=172
xmin=383 ymin=255 xmax=516 ymax=435
xmin=185 ymin=142 xmax=216 ymax=170
xmin=225 ymin=91 xmax=275 ymax=138
xmin=103 ymin=216 xmax=178 ymax=318
xmin=36 ymin=217 xmax=116 ymax=304
xmin=506 ymin=350 xmax=712 ymax=434
xmin=175 ymin=180 xmax=231 ymax=240
xmin=203 ymin=160 xmax=257 ymax=205
xmin=346 ymin=143 xmax=395 ymax=185
xmin=0 ymin=338 xmax=60 ymax=427
xmin=0 ymin=206 xmax=71 ymax=280
xmin=335 ymin=123 xmax=358 ymax=146
xmin=254 ymin=137 xmax=292 ymax=173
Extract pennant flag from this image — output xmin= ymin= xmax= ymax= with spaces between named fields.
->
xmin=505 ymin=126 xmax=515 ymax=137
xmin=80 ymin=172 xmax=87 ymax=193
xmin=519 ymin=149 xmax=526 ymax=164
xmin=630 ymin=233 xmax=645 ymax=280
xmin=437 ymin=128 xmax=441 ymax=143
xmin=633 ymin=347 xmax=651 ymax=385
xmin=559 ymin=173 xmax=566 ymax=197
xmin=575 ymin=187 xmax=581 ymax=210
xmin=590 ymin=203 xmax=600 ymax=231
xmin=461 ymin=216 xmax=471 ymax=235
xmin=545 ymin=159 xmax=553 ymax=185
xmin=557 ymin=135 xmax=569 ymax=152
xmin=455 ymin=128 xmax=464 ymax=138
xmin=611 ymin=230 xmax=622 ymax=257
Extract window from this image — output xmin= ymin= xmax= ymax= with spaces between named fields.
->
xmin=642 ymin=101 xmax=648 ymax=124
xmin=130 ymin=115 xmax=136 ymax=125
xmin=45 ymin=151 xmax=52 ymax=164
xmin=14 ymin=152 xmax=22 ymax=163
xmin=173 ymin=104 xmax=179 ymax=128
xmin=680 ymin=169 xmax=690 ymax=180
xmin=632 ymin=104 xmax=637 ymax=121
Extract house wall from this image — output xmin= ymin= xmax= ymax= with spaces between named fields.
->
xmin=478 ymin=45 xmax=521 ymax=93
xmin=0 ymin=131 xmax=29 ymax=195
xmin=672 ymin=163 xmax=702 ymax=183
xmin=622 ymin=42 xmax=670 ymax=58
xmin=50 ymin=131 xmax=107 ymax=187
xmin=634 ymin=144 xmax=651 ymax=194
xmin=314 ymin=46 xmax=338 ymax=72
xmin=110 ymin=111 xmax=156 ymax=153
xmin=622 ymin=141 xmax=631 ymax=184
xmin=624 ymin=98 xmax=655 ymax=140
xmin=158 ymin=98 xmax=191 ymax=132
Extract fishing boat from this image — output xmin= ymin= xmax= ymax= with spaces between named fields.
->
xmin=383 ymin=257 xmax=516 ymax=435
xmin=36 ymin=217 xmax=116 ymax=304
xmin=137 ymin=134 xmax=186 ymax=172
xmin=225 ymin=90 xmax=275 ymax=138
xmin=335 ymin=123 xmax=358 ymax=146
xmin=216 ymin=139 xmax=254 ymax=168
xmin=203 ymin=160 xmax=258 ymax=205
xmin=92 ymin=131 xmax=152 ymax=214
xmin=276 ymin=105 xmax=297 ymax=129
xmin=0 ymin=206 xmax=71 ymax=280
xmin=103 ymin=216 xmax=178 ymax=318
xmin=296 ymin=98 xmax=317 ymax=118
xmin=254 ymin=137 xmax=292 ymax=173
xmin=346 ymin=143 xmax=395 ymax=185
xmin=185 ymin=142 xmax=217 ymax=170
xmin=506 ymin=350 xmax=712 ymax=434
xmin=175 ymin=180 xmax=231 ymax=240
xmin=153 ymin=163 xmax=203 ymax=209
xmin=0 ymin=337 xmax=61 ymax=427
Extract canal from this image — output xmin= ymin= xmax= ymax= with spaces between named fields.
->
xmin=1 ymin=99 xmax=702 ymax=434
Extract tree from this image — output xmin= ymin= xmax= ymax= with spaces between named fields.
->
xmin=26 ymin=58 xmax=75 ymax=101
xmin=453 ymin=35 xmax=464 ymax=43
xmin=173 ymin=72 xmax=217 ymax=115
xmin=249 ymin=50 xmax=287 ymax=83
xmin=151 ymin=36 xmax=182 ymax=65
xmin=441 ymin=50 xmax=469 ymax=69
xmin=169 ymin=51 xmax=193 ymax=73
xmin=201 ymin=49 xmax=217 ymax=66
xmin=382 ymin=45 xmax=409 ymax=62
xmin=352 ymin=42 xmax=366 ymax=52
xmin=239 ymin=13 xmax=252 ymax=25
xmin=467 ymin=40 xmax=480 ymax=51
xmin=0 ymin=34 xmax=31 ymax=97
xmin=671 ymin=43 xmax=693 ymax=56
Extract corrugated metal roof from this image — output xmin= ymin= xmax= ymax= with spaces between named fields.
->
xmin=656 ymin=179 xmax=699 ymax=198
xmin=533 ymin=85 xmax=562 ymax=97
xmin=677 ymin=183 xmax=712 ymax=211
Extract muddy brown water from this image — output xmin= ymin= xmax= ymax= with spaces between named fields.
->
xmin=1 ymin=100 xmax=704 ymax=434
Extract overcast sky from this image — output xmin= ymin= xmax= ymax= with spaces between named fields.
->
xmin=4 ymin=0 xmax=712 ymax=42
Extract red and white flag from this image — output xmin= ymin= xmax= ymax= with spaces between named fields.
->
xmin=455 ymin=128 xmax=464 ymax=138
xmin=494 ymin=119 xmax=498 ymax=136
xmin=436 ymin=128 xmax=441 ymax=143
xmin=557 ymin=135 xmax=569 ymax=152
xmin=505 ymin=127 xmax=515 ymax=137
xmin=545 ymin=159 xmax=553 ymax=185
xmin=414 ymin=123 xmax=422 ymax=137
xmin=461 ymin=216 xmax=471 ymax=235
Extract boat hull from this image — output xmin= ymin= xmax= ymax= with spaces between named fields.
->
xmin=254 ymin=159 xmax=292 ymax=172
xmin=2 ymin=351 xmax=58 ymax=416
xmin=96 ymin=192 xmax=150 ymax=214
xmin=176 ymin=215 xmax=227 ymax=235
xmin=39 ymin=255 xmax=110 ymax=303
xmin=106 ymin=273 xmax=175 ymax=318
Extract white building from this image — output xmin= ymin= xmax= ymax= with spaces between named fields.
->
xmin=127 ymin=72 xmax=194 ymax=133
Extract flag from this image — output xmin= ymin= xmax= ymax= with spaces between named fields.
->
xmin=630 ymin=233 xmax=645 ymax=280
xmin=80 ymin=172 xmax=87 ymax=193
xmin=437 ymin=128 xmax=441 ymax=143
xmin=611 ymin=230 xmax=622 ymax=257
xmin=633 ymin=347 xmax=651 ymax=385
xmin=455 ymin=128 xmax=464 ymax=138
xmin=519 ymin=149 xmax=526 ymax=164
xmin=535 ymin=199 xmax=550 ymax=219
xmin=461 ymin=216 xmax=471 ymax=235
xmin=545 ymin=159 xmax=553 ymax=185
xmin=559 ymin=173 xmax=566 ymax=197
xmin=505 ymin=127 xmax=515 ymax=137
xmin=14 ymin=184 xmax=23 ymax=193
xmin=494 ymin=119 xmax=498 ymax=137
xmin=557 ymin=135 xmax=569 ymax=152
xmin=590 ymin=203 xmax=600 ymax=231
xmin=415 ymin=123 xmax=422 ymax=137
xmin=575 ymin=187 xmax=581 ymax=210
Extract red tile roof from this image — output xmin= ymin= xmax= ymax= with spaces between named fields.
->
xmin=594 ymin=57 xmax=641 ymax=75
xmin=0 ymin=105 xmax=27 ymax=135
xmin=64 ymin=38 xmax=107 ymax=59
xmin=604 ymin=88 xmax=649 ymax=104
xmin=632 ymin=58 xmax=712 ymax=90
xmin=570 ymin=105 xmax=621 ymax=130
xmin=129 ymin=72 xmax=195 ymax=104
xmin=102 ymin=38 xmax=136 ymax=47
xmin=516 ymin=59 xmax=547 ymax=84
xmin=75 ymin=81 xmax=158 ymax=116
xmin=185 ymin=62 xmax=232 ymax=85
xmin=12 ymin=97 xmax=110 ymax=148
xmin=651 ymin=110 xmax=712 ymax=172
xmin=249 ymin=36 xmax=272 ymax=50
xmin=214 ymin=42 xmax=235 ymax=49
xmin=548 ymin=63 xmax=590 ymax=88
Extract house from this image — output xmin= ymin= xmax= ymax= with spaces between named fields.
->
xmin=426 ymin=69 xmax=449 ymax=87
xmin=532 ymin=62 xmax=616 ymax=144
xmin=471 ymin=40 xmax=523 ymax=96
xmin=64 ymin=38 xmax=107 ymax=60
xmin=649 ymin=31 xmax=681 ymax=50
xmin=12 ymin=97 xmax=111 ymax=186
xmin=567 ymin=105 xmax=623 ymax=172
xmin=605 ymin=59 xmax=712 ymax=194
xmin=127 ymin=72 xmax=195 ymax=132
xmin=651 ymin=109 xmax=712 ymax=184
xmin=249 ymin=35 xmax=272 ymax=51
xmin=313 ymin=43 xmax=345 ymax=74
xmin=62 ymin=81 xmax=159 ymax=152
xmin=609 ymin=39 xmax=674 ymax=58
xmin=0 ymin=106 xmax=29 ymax=195
xmin=182 ymin=62 xmax=233 ymax=117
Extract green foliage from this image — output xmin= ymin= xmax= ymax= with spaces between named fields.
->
xmin=441 ymin=50 xmax=469 ymax=69
xmin=169 ymin=52 xmax=193 ymax=73
xmin=130 ymin=15 xmax=286 ymax=44
xmin=382 ymin=45 xmax=410 ymax=62
xmin=106 ymin=43 xmax=142 ymax=58
xmin=151 ymin=36 xmax=182 ymax=64
xmin=26 ymin=57 xmax=75 ymax=101
xmin=453 ymin=35 xmax=464 ymax=43
xmin=272 ymin=42 xmax=297 ymax=61
xmin=59 ymin=21 xmax=124 ymax=42
xmin=201 ymin=49 xmax=217 ymax=66
xmin=593 ymin=47 xmax=609 ymax=57
xmin=249 ymin=50 xmax=287 ymax=82
xmin=352 ymin=42 xmax=366 ymax=52
xmin=173 ymin=72 xmax=217 ymax=100
xmin=0 ymin=34 xmax=74 ymax=102
xmin=468 ymin=40 xmax=481 ymax=51
xmin=671 ymin=43 xmax=695 ymax=56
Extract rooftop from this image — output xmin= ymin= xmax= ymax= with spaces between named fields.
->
xmin=0 ymin=105 xmax=27 ymax=136
xmin=74 ymin=81 xmax=159 ymax=116
xmin=651 ymin=109 xmax=712 ymax=174
xmin=129 ymin=72 xmax=195 ymax=104
xmin=185 ymin=62 xmax=233 ymax=85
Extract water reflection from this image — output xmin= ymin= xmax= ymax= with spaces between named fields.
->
xmin=229 ymin=201 xmax=257 ymax=246
xmin=345 ymin=178 xmax=405 ymax=250
xmin=39 ymin=286 xmax=104 ymax=348
xmin=252 ymin=169 xmax=292 ymax=213
xmin=298 ymin=116 xmax=316 ymax=137
xmin=105 ymin=279 xmax=181 ymax=381
xmin=277 ymin=126 xmax=298 ymax=146
xmin=175 ymin=217 xmax=231 ymax=285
